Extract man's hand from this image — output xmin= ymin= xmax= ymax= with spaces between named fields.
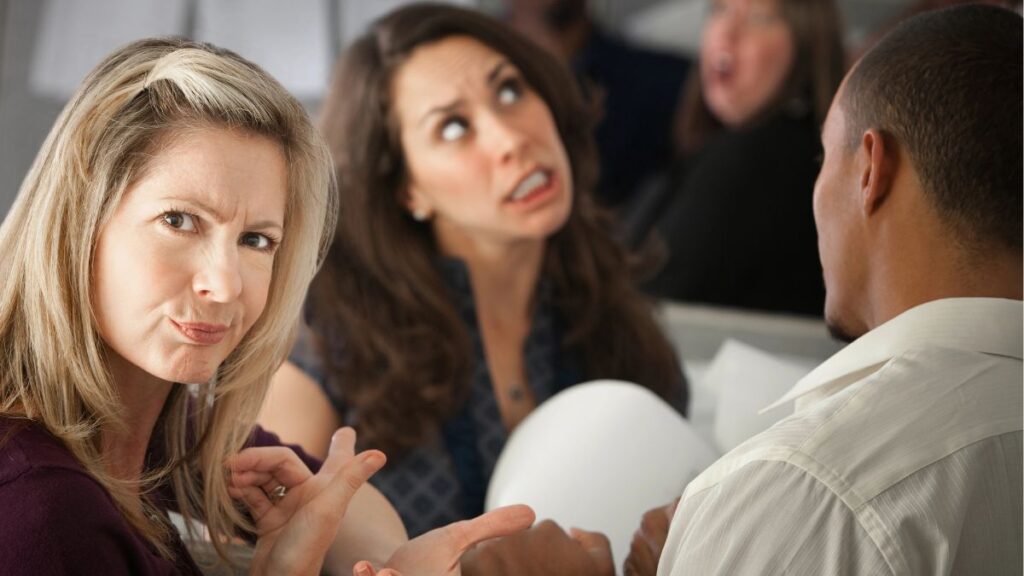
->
xmin=353 ymin=505 xmax=536 ymax=576
xmin=460 ymin=520 xmax=614 ymax=576
xmin=623 ymin=499 xmax=679 ymax=576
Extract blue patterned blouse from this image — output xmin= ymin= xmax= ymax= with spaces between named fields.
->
xmin=289 ymin=259 xmax=583 ymax=536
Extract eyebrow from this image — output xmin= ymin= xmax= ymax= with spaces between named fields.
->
xmin=160 ymin=196 xmax=284 ymax=234
xmin=486 ymin=60 xmax=510 ymax=85
xmin=417 ymin=59 xmax=512 ymax=128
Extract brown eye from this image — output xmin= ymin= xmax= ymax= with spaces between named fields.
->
xmin=241 ymin=232 xmax=277 ymax=252
xmin=162 ymin=212 xmax=196 ymax=231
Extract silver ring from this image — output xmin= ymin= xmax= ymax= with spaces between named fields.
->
xmin=269 ymin=484 xmax=287 ymax=504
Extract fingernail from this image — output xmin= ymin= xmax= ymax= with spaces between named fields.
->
xmin=363 ymin=450 xmax=386 ymax=468
xmin=354 ymin=561 xmax=372 ymax=576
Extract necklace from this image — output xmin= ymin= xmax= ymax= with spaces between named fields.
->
xmin=507 ymin=384 xmax=527 ymax=402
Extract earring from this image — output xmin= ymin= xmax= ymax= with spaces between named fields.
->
xmin=412 ymin=208 xmax=430 ymax=222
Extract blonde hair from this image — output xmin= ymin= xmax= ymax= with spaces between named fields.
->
xmin=0 ymin=38 xmax=336 ymax=563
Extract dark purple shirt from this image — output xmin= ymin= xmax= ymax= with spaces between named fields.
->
xmin=0 ymin=416 xmax=320 ymax=575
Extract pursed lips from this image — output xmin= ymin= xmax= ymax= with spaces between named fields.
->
xmin=170 ymin=319 xmax=232 ymax=345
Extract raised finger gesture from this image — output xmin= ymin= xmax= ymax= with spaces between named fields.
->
xmin=228 ymin=427 xmax=385 ymax=576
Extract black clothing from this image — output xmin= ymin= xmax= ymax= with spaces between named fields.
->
xmin=641 ymin=110 xmax=826 ymax=316
xmin=573 ymin=29 xmax=690 ymax=207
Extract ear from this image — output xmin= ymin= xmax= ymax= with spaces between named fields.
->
xmin=401 ymin=184 xmax=433 ymax=222
xmin=857 ymin=128 xmax=897 ymax=216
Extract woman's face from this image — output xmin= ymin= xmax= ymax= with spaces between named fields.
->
xmin=92 ymin=128 xmax=288 ymax=386
xmin=392 ymin=35 xmax=573 ymax=256
xmin=701 ymin=0 xmax=796 ymax=127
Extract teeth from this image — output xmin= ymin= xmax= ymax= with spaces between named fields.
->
xmin=511 ymin=170 xmax=549 ymax=201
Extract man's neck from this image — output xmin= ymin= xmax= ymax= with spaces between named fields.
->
xmin=869 ymin=245 xmax=1022 ymax=331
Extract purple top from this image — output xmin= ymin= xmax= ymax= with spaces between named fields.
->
xmin=0 ymin=416 xmax=321 ymax=575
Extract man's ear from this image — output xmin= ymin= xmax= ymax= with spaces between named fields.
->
xmin=858 ymin=128 xmax=897 ymax=216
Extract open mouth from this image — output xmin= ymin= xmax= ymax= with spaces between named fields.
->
xmin=507 ymin=169 xmax=553 ymax=204
xmin=710 ymin=53 xmax=734 ymax=82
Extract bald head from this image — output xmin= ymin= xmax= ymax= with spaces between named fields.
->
xmin=841 ymin=5 xmax=1022 ymax=255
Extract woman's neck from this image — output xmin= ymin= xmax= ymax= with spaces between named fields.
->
xmin=102 ymin=353 xmax=175 ymax=484
xmin=448 ymin=238 xmax=545 ymax=326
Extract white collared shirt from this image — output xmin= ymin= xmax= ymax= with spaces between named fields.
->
xmin=658 ymin=298 xmax=1023 ymax=576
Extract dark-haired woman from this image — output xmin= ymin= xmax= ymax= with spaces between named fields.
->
xmin=259 ymin=3 xmax=687 ymax=537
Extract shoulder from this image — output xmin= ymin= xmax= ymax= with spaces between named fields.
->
xmin=662 ymin=457 xmax=893 ymax=575
xmin=0 ymin=423 xmax=143 ymax=573
xmin=689 ymin=347 xmax=1019 ymax=501
xmin=665 ymin=347 xmax=1021 ymax=575
xmin=0 ymin=418 xmax=90 ymax=484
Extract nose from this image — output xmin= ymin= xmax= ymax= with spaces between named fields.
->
xmin=719 ymin=12 xmax=741 ymax=42
xmin=484 ymin=112 xmax=528 ymax=165
xmin=192 ymin=246 xmax=243 ymax=303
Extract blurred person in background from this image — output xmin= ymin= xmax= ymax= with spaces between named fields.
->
xmin=635 ymin=0 xmax=845 ymax=316
xmin=504 ymin=0 xmax=691 ymax=209
xmin=259 ymin=3 xmax=687 ymax=540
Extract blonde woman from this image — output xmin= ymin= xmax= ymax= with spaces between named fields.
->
xmin=0 ymin=38 xmax=530 ymax=575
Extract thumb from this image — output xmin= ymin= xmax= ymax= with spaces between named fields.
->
xmin=570 ymin=527 xmax=615 ymax=574
xmin=316 ymin=449 xmax=386 ymax=513
xmin=448 ymin=504 xmax=536 ymax=553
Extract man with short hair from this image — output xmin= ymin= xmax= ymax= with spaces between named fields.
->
xmin=459 ymin=5 xmax=1022 ymax=575
xmin=655 ymin=4 xmax=1022 ymax=574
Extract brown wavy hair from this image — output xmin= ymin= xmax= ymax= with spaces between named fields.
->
xmin=677 ymin=0 xmax=846 ymax=153
xmin=310 ymin=3 xmax=685 ymax=456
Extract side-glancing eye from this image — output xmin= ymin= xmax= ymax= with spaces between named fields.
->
xmin=162 ymin=211 xmax=197 ymax=232
xmin=497 ymin=77 xmax=523 ymax=106
xmin=440 ymin=117 xmax=469 ymax=142
xmin=241 ymin=232 xmax=278 ymax=253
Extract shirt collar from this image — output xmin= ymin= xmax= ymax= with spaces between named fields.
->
xmin=763 ymin=297 xmax=1023 ymax=412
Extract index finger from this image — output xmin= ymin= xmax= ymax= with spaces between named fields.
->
xmin=447 ymin=505 xmax=535 ymax=553
xmin=228 ymin=446 xmax=312 ymax=488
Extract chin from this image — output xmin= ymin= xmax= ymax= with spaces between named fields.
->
xmin=538 ymin=203 xmax=572 ymax=237
xmin=161 ymin=357 xmax=223 ymax=386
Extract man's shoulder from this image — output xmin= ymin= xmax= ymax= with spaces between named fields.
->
xmin=686 ymin=345 xmax=1021 ymax=504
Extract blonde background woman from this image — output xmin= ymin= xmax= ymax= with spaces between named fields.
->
xmin=0 ymin=38 xmax=530 ymax=575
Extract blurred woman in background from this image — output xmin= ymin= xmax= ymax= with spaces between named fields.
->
xmin=259 ymin=3 xmax=687 ymax=537
xmin=635 ymin=0 xmax=845 ymax=316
